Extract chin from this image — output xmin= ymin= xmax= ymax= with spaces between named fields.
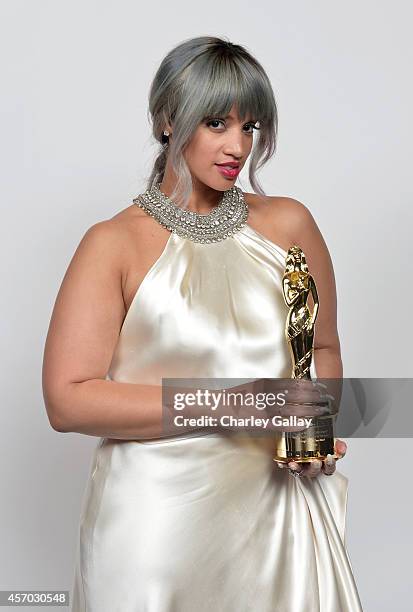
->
xmin=192 ymin=171 xmax=237 ymax=192
xmin=211 ymin=175 xmax=238 ymax=191
xmin=194 ymin=178 xmax=225 ymax=192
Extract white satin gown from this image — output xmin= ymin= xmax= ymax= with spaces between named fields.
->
xmin=70 ymin=221 xmax=363 ymax=611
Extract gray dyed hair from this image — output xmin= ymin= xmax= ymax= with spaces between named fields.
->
xmin=146 ymin=35 xmax=278 ymax=209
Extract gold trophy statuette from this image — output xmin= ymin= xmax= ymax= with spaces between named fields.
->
xmin=273 ymin=245 xmax=336 ymax=463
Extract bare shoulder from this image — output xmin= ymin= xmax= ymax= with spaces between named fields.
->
xmin=244 ymin=191 xmax=331 ymax=267
xmin=74 ymin=216 xmax=126 ymax=276
xmin=80 ymin=202 xmax=157 ymax=264
xmin=269 ymin=195 xmax=330 ymax=260
xmin=111 ymin=200 xmax=151 ymax=223
xmin=66 ymin=210 xmax=132 ymax=301
xmin=245 ymin=191 xmax=313 ymax=228
xmin=244 ymin=192 xmax=314 ymax=250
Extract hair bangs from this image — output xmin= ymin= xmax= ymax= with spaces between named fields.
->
xmin=180 ymin=52 xmax=268 ymax=126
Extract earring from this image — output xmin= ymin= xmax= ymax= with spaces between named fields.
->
xmin=161 ymin=130 xmax=170 ymax=147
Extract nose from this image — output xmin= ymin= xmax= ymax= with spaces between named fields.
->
xmin=223 ymin=128 xmax=244 ymax=159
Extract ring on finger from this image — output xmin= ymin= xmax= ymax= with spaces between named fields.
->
xmin=322 ymin=463 xmax=336 ymax=476
xmin=289 ymin=467 xmax=305 ymax=478
xmin=323 ymin=454 xmax=336 ymax=475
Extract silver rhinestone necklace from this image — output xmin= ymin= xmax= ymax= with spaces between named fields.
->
xmin=133 ymin=182 xmax=249 ymax=244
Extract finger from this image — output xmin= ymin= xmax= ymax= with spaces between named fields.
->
xmin=301 ymin=459 xmax=323 ymax=478
xmin=268 ymin=419 xmax=309 ymax=433
xmin=335 ymin=439 xmax=347 ymax=458
xmin=287 ymin=461 xmax=305 ymax=477
xmin=279 ymin=402 xmax=329 ymax=419
xmin=282 ymin=379 xmax=322 ymax=400
xmin=275 ymin=461 xmax=287 ymax=469
xmin=321 ymin=453 xmax=337 ymax=476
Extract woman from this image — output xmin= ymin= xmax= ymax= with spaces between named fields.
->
xmin=42 ymin=36 xmax=363 ymax=611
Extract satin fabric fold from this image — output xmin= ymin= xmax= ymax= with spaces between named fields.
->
xmin=71 ymin=223 xmax=363 ymax=611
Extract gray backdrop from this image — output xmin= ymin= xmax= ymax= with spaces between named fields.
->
xmin=1 ymin=1 xmax=412 ymax=610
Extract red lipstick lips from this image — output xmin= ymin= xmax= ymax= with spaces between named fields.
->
xmin=215 ymin=162 xmax=240 ymax=178
xmin=216 ymin=161 xmax=240 ymax=168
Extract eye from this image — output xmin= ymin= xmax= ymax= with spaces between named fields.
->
xmin=205 ymin=118 xmax=225 ymax=129
xmin=205 ymin=118 xmax=261 ymax=133
xmin=244 ymin=121 xmax=260 ymax=133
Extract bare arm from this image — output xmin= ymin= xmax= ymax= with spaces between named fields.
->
xmin=41 ymin=221 xmax=216 ymax=440
xmin=46 ymin=378 xmax=199 ymax=440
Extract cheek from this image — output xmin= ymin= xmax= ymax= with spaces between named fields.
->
xmin=185 ymin=137 xmax=218 ymax=166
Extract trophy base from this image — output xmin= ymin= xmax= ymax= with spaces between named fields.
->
xmin=273 ymin=417 xmax=336 ymax=464
xmin=273 ymin=453 xmax=337 ymax=464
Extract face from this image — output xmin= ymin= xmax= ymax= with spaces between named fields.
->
xmin=181 ymin=104 xmax=258 ymax=192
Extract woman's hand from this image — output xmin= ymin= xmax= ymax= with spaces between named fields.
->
xmin=260 ymin=378 xmax=336 ymax=431
xmin=275 ymin=438 xmax=347 ymax=478
xmin=225 ymin=378 xmax=336 ymax=434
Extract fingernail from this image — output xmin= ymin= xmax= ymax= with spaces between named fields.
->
xmin=326 ymin=454 xmax=335 ymax=466
xmin=276 ymin=462 xmax=286 ymax=469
